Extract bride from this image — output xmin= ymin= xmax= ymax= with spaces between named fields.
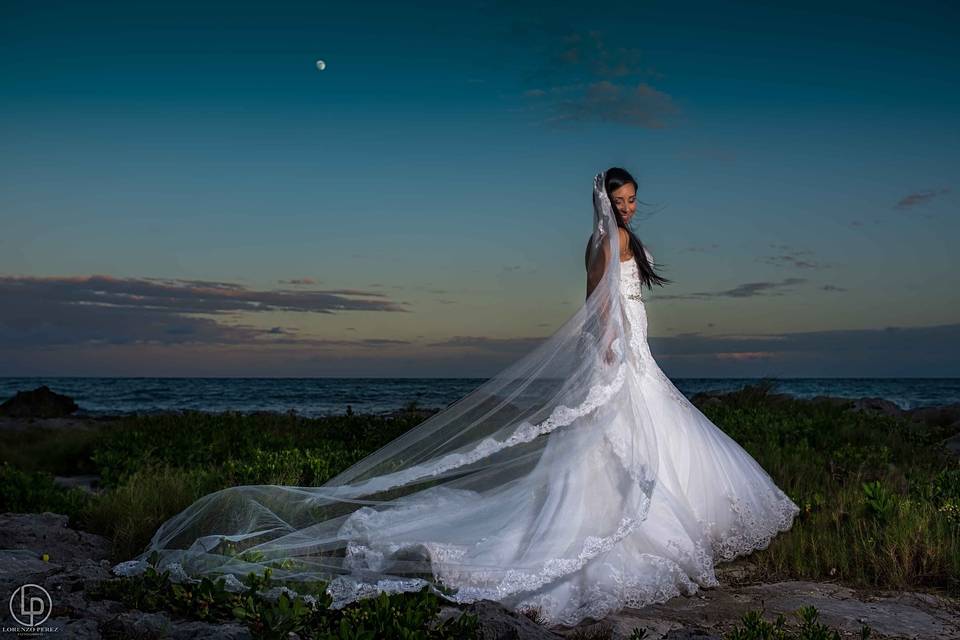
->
xmin=113 ymin=168 xmax=800 ymax=628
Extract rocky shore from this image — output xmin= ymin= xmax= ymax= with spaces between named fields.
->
xmin=1 ymin=511 xmax=958 ymax=639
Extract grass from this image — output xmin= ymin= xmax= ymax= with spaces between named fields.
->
xmin=2 ymin=388 xmax=958 ymax=603
xmin=0 ymin=425 xmax=99 ymax=475
xmin=694 ymin=384 xmax=959 ymax=596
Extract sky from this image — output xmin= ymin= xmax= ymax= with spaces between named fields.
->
xmin=1 ymin=0 xmax=957 ymax=378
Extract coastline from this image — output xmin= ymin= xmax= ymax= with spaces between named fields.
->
xmin=3 ymin=385 xmax=958 ymax=442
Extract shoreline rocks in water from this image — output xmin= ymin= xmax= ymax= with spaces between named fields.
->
xmin=4 ymin=381 xmax=960 ymax=422
xmin=0 ymin=385 xmax=79 ymax=419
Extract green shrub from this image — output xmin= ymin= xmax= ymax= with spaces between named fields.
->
xmin=723 ymin=604 xmax=871 ymax=639
xmin=92 ymin=561 xmax=478 ymax=640
xmin=862 ymin=480 xmax=896 ymax=524
xmin=0 ymin=462 xmax=90 ymax=519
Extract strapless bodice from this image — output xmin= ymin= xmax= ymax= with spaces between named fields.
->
xmin=619 ymin=258 xmax=644 ymax=302
xmin=619 ymin=256 xmax=651 ymax=365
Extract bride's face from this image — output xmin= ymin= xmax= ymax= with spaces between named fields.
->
xmin=610 ymin=183 xmax=637 ymax=224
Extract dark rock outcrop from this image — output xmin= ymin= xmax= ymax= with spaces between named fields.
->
xmin=0 ymin=385 xmax=79 ymax=418
xmin=0 ymin=512 xmax=110 ymax=564
xmin=906 ymin=402 xmax=960 ymax=429
xmin=850 ymin=396 xmax=904 ymax=418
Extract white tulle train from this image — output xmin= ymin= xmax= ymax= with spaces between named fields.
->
xmin=113 ymin=179 xmax=800 ymax=629
xmin=320 ymin=258 xmax=800 ymax=626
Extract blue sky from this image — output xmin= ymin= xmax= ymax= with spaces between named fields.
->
xmin=1 ymin=0 xmax=957 ymax=377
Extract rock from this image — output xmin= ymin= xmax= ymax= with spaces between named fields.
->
xmin=738 ymin=581 xmax=956 ymax=638
xmin=455 ymin=600 xmax=564 ymax=639
xmin=103 ymin=611 xmax=252 ymax=639
xmin=100 ymin=611 xmax=176 ymax=638
xmin=53 ymin=474 xmax=102 ymax=494
xmin=45 ymin=558 xmax=114 ymax=595
xmin=46 ymin=617 xmax=103 ymax=639
xmin=766 ymin=392 xmax=795 ymax=403
xmin=809 ymin=395 xmax=854 ymax=408
xmin=3 ymin=512 xmax=958 ymax=640
xmin=0 ymin=385 xmax=79 ymax=418
xmin=713 ymin=559 xmax=759 ymax=585
xmin=0 ymin=414 xmax=106 ymax=433
xmin=663 ymin=630 xmax=722 ymax=640
xmin=941 ymin=432 xmax=960 ymax=457
xmin=0 ymin=512 xmax=113 ymax=614
xmin=0 ymin=549 xmax=63 ymax=598
xmin=592 ymin=580 xmax=960 ymax=640
xmin=166 ymin=620 xmax=252 ymax=640
xmin=0 ymin=512 xmax=111 ymax=563
xmin=907 ymin=403 xmax=960 ymax=428
xmin=52 ymin=589 xmax=127 ymax=627
xmin=850 ymin=397 xmax=904 ymax=418
xmin=0 ymin=549 xmax=60 ymax=579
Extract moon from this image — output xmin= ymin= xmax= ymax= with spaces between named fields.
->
xmin=316 ymin=59 xmax=326 ymax=71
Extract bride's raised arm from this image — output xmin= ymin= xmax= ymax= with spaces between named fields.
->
xmin=585 ymin=236 xmax=609 ymax=301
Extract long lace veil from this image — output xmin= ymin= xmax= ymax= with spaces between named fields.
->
xmin=114 ymin=170 xmax=661 ymax=610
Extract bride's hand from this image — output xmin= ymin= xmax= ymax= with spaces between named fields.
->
xmin=604 ymin=344 xmax=617 ymax=365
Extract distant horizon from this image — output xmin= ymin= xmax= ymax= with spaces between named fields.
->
xmin=4 ymin=376 xmax=957 ymax=416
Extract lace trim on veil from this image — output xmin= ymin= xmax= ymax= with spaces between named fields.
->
xmin=319 ymin=361 xmax=630 ymax=500
xmin=338 ymin=509 xmax=649 ymax=607
xmin=328 ymin=359 xmax=651 ymax=608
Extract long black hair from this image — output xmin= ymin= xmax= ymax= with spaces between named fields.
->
xmin=585 ymin=167 xmax=671 ymax=290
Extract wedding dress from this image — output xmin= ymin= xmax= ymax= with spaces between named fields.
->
xmin=113 ymin=172 xmax=800 ymax=628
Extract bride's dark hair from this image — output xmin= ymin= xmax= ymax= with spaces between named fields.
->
xmin=585 ymin=167 xmax=671 ymax=290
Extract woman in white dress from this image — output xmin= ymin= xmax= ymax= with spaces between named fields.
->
xmin=114 ymin=168 xmax=800 ymax=628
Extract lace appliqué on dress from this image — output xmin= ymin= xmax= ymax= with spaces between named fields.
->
xmin=338 ymin=506 xmax=651 ymax=609
xmin=620 ymin=258 xmax=700 ymax=414
xmin=710 ymin=490 xmax=801 ymax=563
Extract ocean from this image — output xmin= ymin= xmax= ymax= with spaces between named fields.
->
xmin=1 ymin=377 xmax=958 ymax=418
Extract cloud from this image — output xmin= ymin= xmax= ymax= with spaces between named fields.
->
xmin=756 ymin=243 xmax=827 ymax=270
xmin=359 ymin=338 xmax=411 ymax=347
xmin=526 ymin=29 xmax=659 ymax=84
xmin=543 ymin=80 xmax=680 ymax=128
xmin=756 ymin=254 xmax=825 ymax=269
xmin=1 ymin=268 xmax=955 ymax=378
xmin=280 ymin=277 xmax=319 ymax=285
xmin=426 ymin=334 xmax=546 ymax=351
xmin=510 ymin=25 xmax=680 ymax=129
xmin=649 ymin=323 xmax=960 ymax=377
xmin=653 ymin=278 xmax=806 ymax=300
xmin=894 ymin=187 xmax=950 ymax=211
xmin=0 ymin=274 xmax=408 ymax=348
